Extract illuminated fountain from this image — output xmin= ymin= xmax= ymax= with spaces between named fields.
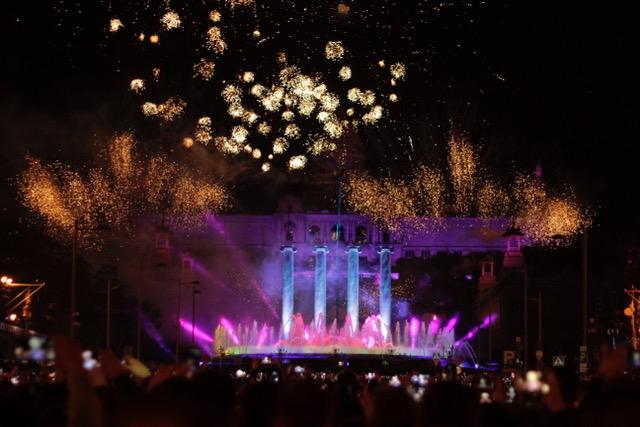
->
xmin=208 ymin=241 xmax=500 ymax=358
xmin=213 ymin=313 xmax=460 ymax=358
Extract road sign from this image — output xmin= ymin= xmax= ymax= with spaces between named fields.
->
xmin=503 ymin=350 xmax=517 ymax=366
xmin=579 ymin=346 xmax=588 ymax=373
xmin=552 ymin=355 xmax=566 ymax=367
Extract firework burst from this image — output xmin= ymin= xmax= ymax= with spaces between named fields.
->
xmin=18 ymin=135 xmax=231 ymax=246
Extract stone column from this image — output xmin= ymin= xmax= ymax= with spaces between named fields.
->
xmin=281 ymin=245 xmax=296 ymax=339
xmin=313 ymin=245 xmax=329 ymax=329
xmin=378 ymin=247 xmax=393 ymax=341
xmin=346 ymin=246 xmax=361 ymax=332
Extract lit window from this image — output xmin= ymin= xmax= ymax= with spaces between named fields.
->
xmin=355 ymin=226 xmax=368 ymax=244
xmin=308 ymin=225 xmax=321 ymax=243
xmin=331 ymin=224 xmax=345 ymax=242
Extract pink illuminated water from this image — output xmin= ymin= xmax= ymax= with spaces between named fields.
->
xmin=213 ymin=313 xmax=465 ymax=358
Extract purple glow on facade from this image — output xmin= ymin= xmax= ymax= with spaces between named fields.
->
xmin=206 ymin=213 xmax=227 ymax=237
xmin=119 ymin=210 xmax=512 ymax=359
xmin=189 ymin=259 xmax=229 ymax=291
xmin=207 ymin=215 xmax=280 ymax=319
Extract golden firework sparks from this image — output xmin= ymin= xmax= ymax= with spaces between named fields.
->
xmin=242 ymin=109 xmax=258 ymax=124
xmin=347 ymin=88 xmax=362 ymax=103
xmin=390 ymin=63 xmax=406 ymax=80
xmin=215 ymin=136 xmax=241 ymax=155
xmin=250 ymin=84 xmax=266 ymax=97
xmin=227 ymin=104 xmax=245 ymax=118
xmin=108 ymin=133 xmax=136 ymax=181
xmin=317 ymin=111 xmax=330 ymax=123
xmin=448 ymin=135 xmax=478 ymax=215
xmin=206 ymin=27 xmax=227 ymax=54
xmin=193 ymin=59 xmax=215 ymax=81
xmin=477 ymin=179 xmax=511 ymax=218
xmin=225 ymin=0 xmax=255 ymax=8
xmin=337 ymin=3 xmax=350 ymax=14
xmin=307 ymin=135 xmax=336 ymax=155
xmin=222 ymin=84 xmax=242 ymax=104
xmin=343 ymin=173 xmax=418 ymax=233
xmin=412 ymin=165 xmax=445 ymax=218
xmin=325 ymin=41 xmax=345 ymax=61
xmin=148 ymin=97 xmax=187 ymax=122
xmin=360 ymin=90 xmax=376 ymax=106
xmin=272 ymin=137 xmax=289 ymax=154
xmin=320 ymin=93 xmax=340 ymax=111
xmin=323 ymin=119 xmax=345 ymax=139
xmin=242 ymin=71 xmax=255 ymax=83
xmin=288 ymin=155 xmax=307 ymax=170
xmin=129 ymin=78 xmax=145 ymax=93
xmin=362 ymin=105 xmax=383 ymax=124
xmin=511 ymin=174 xmax=590 ymax=245
xmin=231 ymin=125 xmax=248 ymax=143
xmin=18 ymin=158 xmax=75 ymax=237
xmin=169 ymin=172 xmax=230 ymax=229
xmin=257 ymin=121 xmax=272 ymax=135
xmin=195 ymin=117 xmax=213 ymax=145
xmin=209 ymin=10 xmax=222 ymax=22
xmin=160 ymin=11 xmax=181 ymax=30
xmin=142 ymin=102 xmax=159 ymax=116
xmin=281 ymin=110 xmax=295 ymax=121
xmin=339 ymin=66 xmax=352 ymax=80
xmin=149 ymin=34 xmax=160 ymax=44
xmin=109 ymin=18 xmax=123 ymax=33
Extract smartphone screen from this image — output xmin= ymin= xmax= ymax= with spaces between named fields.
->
xmin=82 ymin=350 xmax=97 ymax=370
xmin=632 ymin=350 xmax=640 ymax=369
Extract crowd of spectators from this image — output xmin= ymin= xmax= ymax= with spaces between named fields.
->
xmin=1 ymin=337 xmax=639 ymax=427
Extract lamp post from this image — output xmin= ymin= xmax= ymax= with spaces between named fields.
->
xmin=191 ymin=287 xmax=201 ymax=347
xmin=69 ymin=221 xmax=110 ymax=338
xmin=70 ymin=220 xmax=78 ymax=337
xmin=2 ymin=276 xmax=46 ymax=328
xmin=106 ymin=279 xmax=112 ymax=350
xmin=579 ymin=231 xmax=589 ymax=376
xmin=524 ymin=260 xmax=528 ymax=371
xmin=176 ymin=280 xmax=200 ymax=361
xmin=503 ymin=226 xmax=527 ymax=370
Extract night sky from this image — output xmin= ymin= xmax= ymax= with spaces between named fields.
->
xmin=1 ymin=1 xmax=638 ymax=285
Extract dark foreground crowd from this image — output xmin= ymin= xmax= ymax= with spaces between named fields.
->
xmin=1 ymin=337 xmax=640 ymax=427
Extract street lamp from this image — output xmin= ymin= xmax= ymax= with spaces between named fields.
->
xmin=2 ymin=275 xmax=46 ymax=329
xmin=503 ymin=226 xmax=527 ymax=370
xmin=70 ymin=221 xmax=110 ymax=338
xmin=175 ymin=279 xmax=200 ymax=361
xmin=192 ymin=287 xmax=201 ymax=347
xmin=136 ymin=259 xmax=167 ymax=359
